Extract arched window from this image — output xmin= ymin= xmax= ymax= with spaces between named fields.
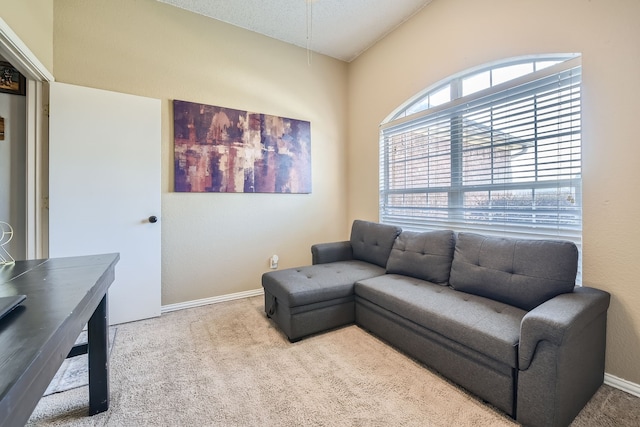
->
xmin=380 ymin=54 xmax=582 ymax=264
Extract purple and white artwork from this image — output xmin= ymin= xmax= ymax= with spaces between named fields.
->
xmin=174 ymin=100 xmax=311 ymax=193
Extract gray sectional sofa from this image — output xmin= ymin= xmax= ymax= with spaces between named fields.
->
xmin=262 ymin=220 xmax=610 ymax=427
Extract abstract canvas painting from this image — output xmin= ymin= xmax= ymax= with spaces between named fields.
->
xmin=173 ymin=100 xmax=311 ymax=193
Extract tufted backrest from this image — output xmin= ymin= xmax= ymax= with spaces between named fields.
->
xmin=449 ymin=232 xmax=578 ymax=310
xmin=350 ymin=220 xmax=402 ymax=268
xmin=386 ymin=230 xmax=455 ymax=284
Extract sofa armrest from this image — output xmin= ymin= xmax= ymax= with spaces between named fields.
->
xmin=519 ymin=286 xmax=610 ymax=370
xmin=311 ymin=241 xmax=353 ymax=265
xmin=517 ymin=286 xmax=610 ymax=427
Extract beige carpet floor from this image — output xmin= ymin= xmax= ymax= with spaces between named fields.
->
xmin=27 ymin=296 xmax=640 ymax=426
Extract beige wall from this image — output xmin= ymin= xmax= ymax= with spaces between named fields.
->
xmin=348 ymin=0 xmax=640 ymax=383
xmin=52 ymin=0 xmax=349 ymax=304
xmin=0 ymin=0 xmax=53 ymax=73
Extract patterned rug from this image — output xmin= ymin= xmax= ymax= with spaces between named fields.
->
xmin=44 ymin=327 xmax=117 ymax=396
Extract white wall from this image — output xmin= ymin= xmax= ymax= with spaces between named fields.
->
xmin=0 ymin=91 xmax=26 ymax=260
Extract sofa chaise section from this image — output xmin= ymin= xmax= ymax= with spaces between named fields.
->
xmin=262 ymin=220 xmax=400 ymax=341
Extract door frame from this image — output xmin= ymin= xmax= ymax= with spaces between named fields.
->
xmin=0 ymin=17 xmax=54 ymax=259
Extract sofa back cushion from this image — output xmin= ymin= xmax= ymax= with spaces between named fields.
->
xmin=350 ymin=220 xmax=402 ymax=268
xmin=449 ymin=232 xmax=578 ymax=310
xmin=386 ymin=230 xmax=455 ymax=284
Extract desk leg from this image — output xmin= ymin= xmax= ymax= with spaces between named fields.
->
xmin=87 ymin=294 xmax=109 ymax=415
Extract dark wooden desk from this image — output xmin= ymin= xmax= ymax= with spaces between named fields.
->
xmin=0 ymin=253 xmax=120 ymax=427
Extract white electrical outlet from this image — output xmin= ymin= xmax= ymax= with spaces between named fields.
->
xmin=270 ymin=255 xmax=279 ymax=269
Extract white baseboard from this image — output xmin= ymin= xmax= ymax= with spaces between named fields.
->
xmin=162 ymin=291 xmax=640 ymax=399
xmin=161 ymin=288 xmax=264 ymax=314
xmin=605 ymin=373 xmax=640 ymax=398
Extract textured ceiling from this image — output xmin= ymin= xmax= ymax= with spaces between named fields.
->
xmin=156 ymin=0 xmax=432 ymax=62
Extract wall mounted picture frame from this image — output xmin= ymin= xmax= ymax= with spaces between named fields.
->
xmin=0 ymin=62 xmax=26 ymax=96
xmin=173 ymin=100 xmax=311 ymax=194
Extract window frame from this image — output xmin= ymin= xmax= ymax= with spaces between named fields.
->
xmin=379 ymin=55 xmax=583 ymax=274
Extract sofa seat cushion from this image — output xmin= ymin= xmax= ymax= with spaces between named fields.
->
xmin=262 ymin=261 xmax=386 ymax=308
xmin=386 ymin=230 xmax=455 ymax=284
xmin=450 ymin=233 xmax=579 ymax=310
xmin=355 ymin=274 xmax=527 ymax=368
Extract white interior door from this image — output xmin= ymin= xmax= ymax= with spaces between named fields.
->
xmin=48 ymin=82 xmax=161 ymax=325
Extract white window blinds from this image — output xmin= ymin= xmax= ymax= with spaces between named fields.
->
xmin=380 ymin=57 xmax=582 ymax=246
